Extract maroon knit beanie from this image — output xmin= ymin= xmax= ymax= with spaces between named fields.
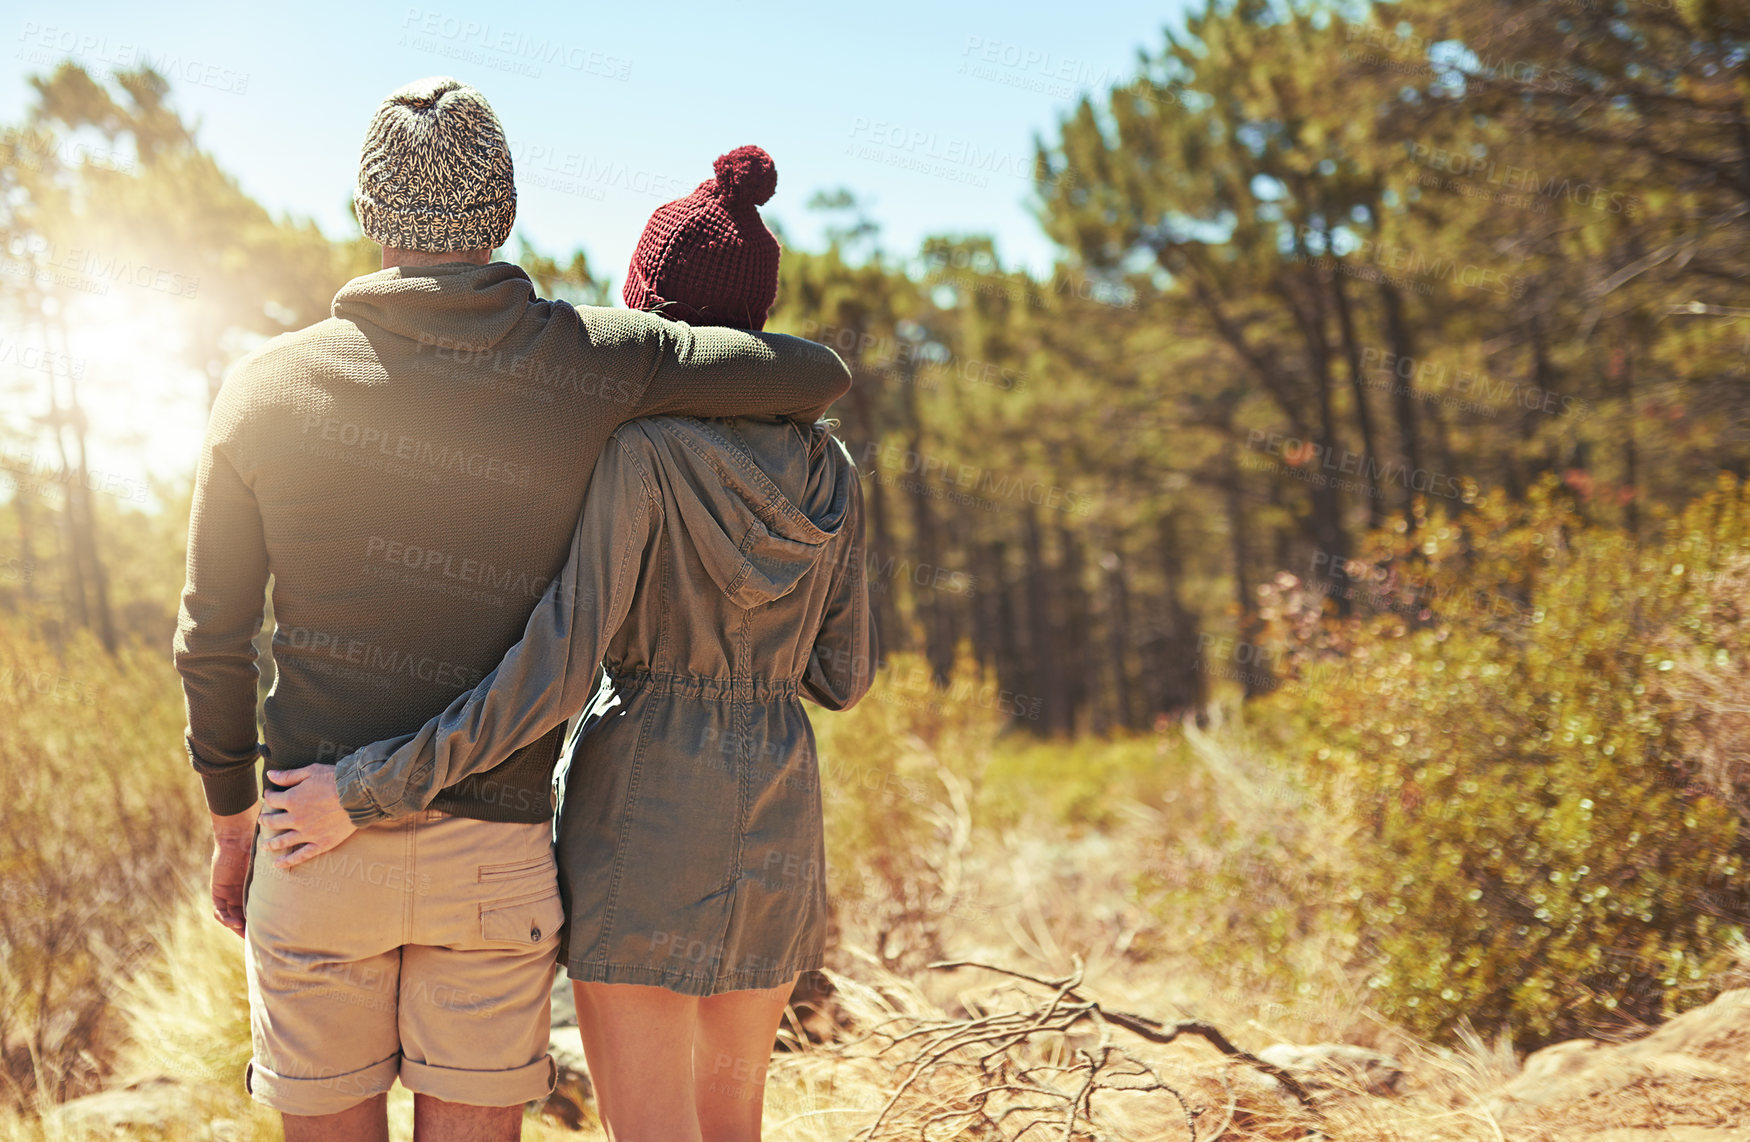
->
xmin=622 ymin=146 xmax=780 ymax=331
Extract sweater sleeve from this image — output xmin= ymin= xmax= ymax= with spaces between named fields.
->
xmin=333 ymin=431 xmax=660 ymax=824
xmin=801 ymin=443 xmax=877 ymax=711
xmin=173 ymin=424 xmax=270 ymax=816
xmin=568 ymin=305 xmax=851 ymax=423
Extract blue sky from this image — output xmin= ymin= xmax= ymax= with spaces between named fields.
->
xmin=4 ymin=1 xmax=1201 ymax=491
xmin=7 ymin=0 xmax=1196 ymax=281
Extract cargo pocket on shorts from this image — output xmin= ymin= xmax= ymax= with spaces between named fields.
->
xmin=481 ymin=888 xmax=565 ymax=946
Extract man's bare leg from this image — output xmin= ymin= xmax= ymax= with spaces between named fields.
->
xmin=693 ymin=976 xmax=797 ymax=1142
xmin=282 ymin=1093 xmax=389 ymax=1142
xmin=573 ymin=980 xmax=702 ymax=1142
xmin=412 ymin=1094 xmax=523 ymax=1142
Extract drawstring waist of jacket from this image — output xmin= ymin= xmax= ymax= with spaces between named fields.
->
xmin=611 ymin=669 xmax=799 ymax=703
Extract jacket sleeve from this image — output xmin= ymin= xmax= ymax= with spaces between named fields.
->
xmin=801 ymin=442 xmax=876 ymax=711
xmin=172 ymin=406 xmax=270 ymax=816
xmin=334 ymin=432 xmax=661 ymax=824
xmin=619 ymin=310 xmax=852 ymax=423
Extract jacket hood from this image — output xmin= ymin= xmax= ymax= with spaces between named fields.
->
xmin=638 ymin=417 xmax=856 ymax=609
xmin=331 ymin=261 xmax=535 ymax=352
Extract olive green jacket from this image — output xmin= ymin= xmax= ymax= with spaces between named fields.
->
xmin=334 ymin=415 xmax=875 ymax=824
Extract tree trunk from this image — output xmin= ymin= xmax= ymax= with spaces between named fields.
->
xmin=1379 ymin=282 xmax=1426 ymax=531
xmin=1101 ymin=543 xmax=1139 ymax=731
xmin=909 ymin=490 xmax=953 ymax=687
xmin=1154 ymin=514 xmax=1207 ymax=719
xmin=1058 ymin=526 xmax=1091 ymax=734
xmin=1610 ymin=332 xmax=1641 ymax=542
xmin=12 ymin=480 xmax=40 ymax=611
xmin=1329 ymin=268 xmax=1384 ymax=528
xmin=846 ymin=381 xmax=900 ymax=657
xmin=1221 ymin=456 xmax=1273 ymax=698
xmin=900 ymin=451 xmax=953 ymax=687
xmin=970 ymin=541 xmax=1003 ymax=677
xmin=1300 ymin=290 xmax=1353 ymax=613
xmin=39 ymin=324 xmax=90 ymax=638
xmin=1021 ymin=509 xmax=1067 ymax=734
xmin=992 ymin=542 xmax=1032 ymax=720
xmin=52 ymin=316 xmax=115 ymax=653
xmin=1517 ymin=309 xmax=1560 ymax=499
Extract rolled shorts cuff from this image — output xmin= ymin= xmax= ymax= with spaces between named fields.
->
xmin=245 ymin=1052 xmax=398 ymax=1116
xmin=400 ymin=1052 xmax=557 ymax=1107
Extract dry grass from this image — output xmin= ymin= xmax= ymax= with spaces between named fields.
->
xmin=0 ymin=627 xmax=202 ymax=1107
xmin=4 ymin=634 xmax=1750 ymax=1139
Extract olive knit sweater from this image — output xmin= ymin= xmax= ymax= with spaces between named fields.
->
xmin=173 ymin=261 xmax=850 ymax=822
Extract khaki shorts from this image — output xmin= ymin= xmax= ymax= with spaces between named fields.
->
xmin=243 ymin=809 xmax=563 ymax=1116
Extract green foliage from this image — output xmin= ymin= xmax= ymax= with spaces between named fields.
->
xmin=1258 ymin=476 xmax=1750 ymax=1045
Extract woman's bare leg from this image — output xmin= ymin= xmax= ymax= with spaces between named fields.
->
xmin=572 ymin=980 xmax=702 ymax=1142
xmin=692 ymin=975 xmax=797 ymax=1142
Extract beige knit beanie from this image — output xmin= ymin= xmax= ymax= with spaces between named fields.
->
xmin=354 ymin=76 xmax=516 ymax=253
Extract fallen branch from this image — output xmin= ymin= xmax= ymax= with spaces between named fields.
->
xmin=826 ymin=957 xmax=1327 ymax=1140
xmin=929 ymin=958 xmax=1324 ymax=1112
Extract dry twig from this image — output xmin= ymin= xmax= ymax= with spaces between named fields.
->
xmin=834 ymin=956 xmax=1326 ymax=1140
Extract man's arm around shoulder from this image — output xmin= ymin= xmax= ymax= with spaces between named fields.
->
xmin=569 ymin=305 xmax=851 ymax=423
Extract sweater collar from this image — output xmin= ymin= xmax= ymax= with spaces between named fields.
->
xmin=331 ymin=261 xmax=535 ymax=353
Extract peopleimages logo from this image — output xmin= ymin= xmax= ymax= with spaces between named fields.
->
xmin=504 ymin=141 xmax=689 ymax=203
xmin=299 ymin=414 xmax=532 ymax=488
xmin=15 ymin=23 xmax=250 ymax=94
xmin=397 ymin=9 xmax=630 ymax=81
xmin=414 ymin=332 xmax=643 ymax=405
xmin=858 ymin=546 xmax=978 ymax=598
xmin=4 ymin=129 xmax=135 ymax=175
xmin=872 ymin=657 xmax=1044 ymax=721
xmin=0 ymin=446 xmax=151 ymax=504
xmin=360 ymin=535 xmax=547 ymax=608
xmin=1407 ymin=143 xmax=1640 ymax=216
xmin=1290 ymin=225 xmax=1527 ymax=299
xmin=1359 ymin=348 xmax=1590 ymax=419
xmin=847 ymin=118 xmax=1071 ymax=188
xmin=1308 ymin=550 xmax=1534 ymax=625
xmin=276 ymin=627 xmax=484 ymax=690
xmin=1342 ymin=24 xmax=1576 ymax=94
xmin=957 ymin=35 xmax=1125 ymax=100
xmin=860 ymin=441 xmax=1094 ymax=517
xmin=0 ymin=334 xmax=85 ymax=379
xmin=2 ymin=232 xmax=200 ymax=299
xmin=799 ymin=319 xmax=1026 ymax=393
xmin=0 ymin=666 xmax=96 ymax=706
xmin=1244 ymin=428 xmax=1470 ymax=501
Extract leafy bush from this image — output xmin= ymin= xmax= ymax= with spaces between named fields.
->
xmin=1257 ymin=476 xmax=1750 ymax=1046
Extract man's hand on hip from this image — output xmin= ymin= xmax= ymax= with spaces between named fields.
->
xmin=210 ymin=804 xmax=259 ymax=938
xmin=261 ymin=765 xmax=358 ymax=871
